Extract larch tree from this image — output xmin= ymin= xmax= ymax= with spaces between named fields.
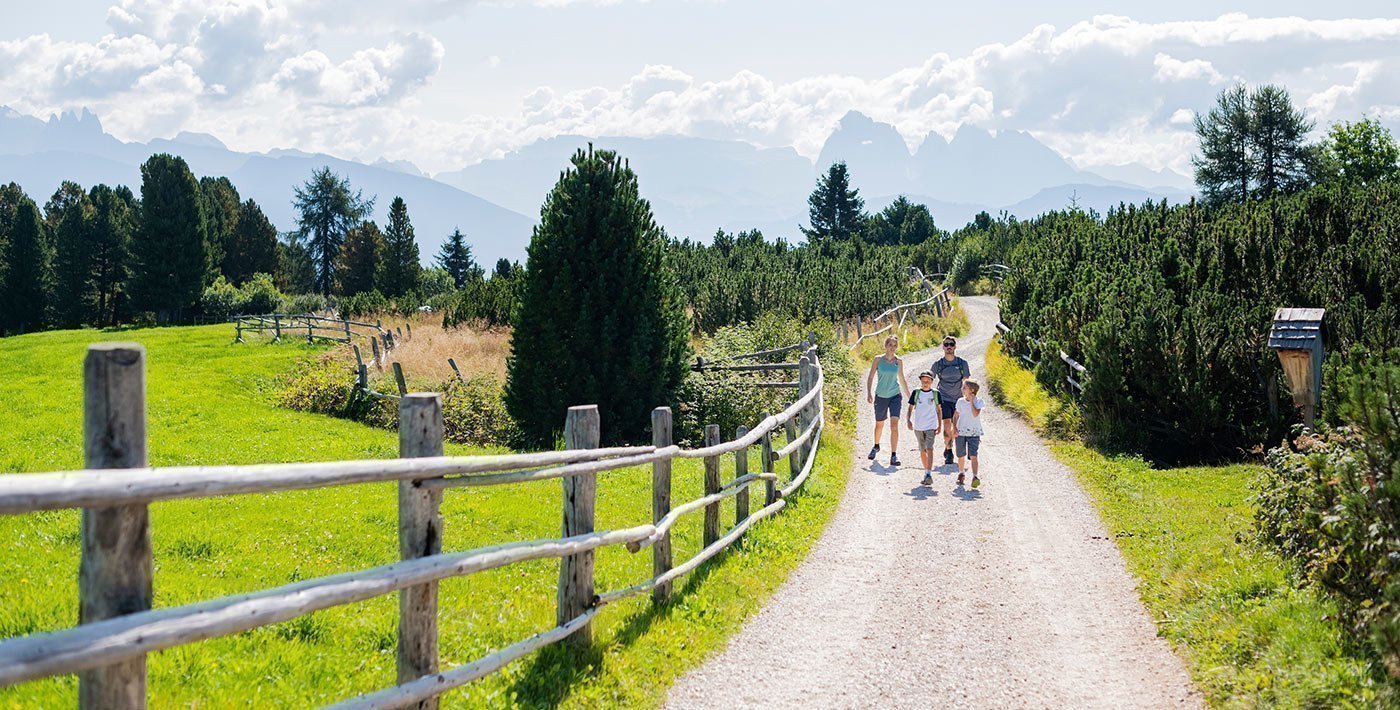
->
xmin=336 ymin=220 xmax=383 ymax=296
xmin=292 ymin=167 xmax=372 ymax=294
xmin=505 ymin=145 xmax=691 ymax=445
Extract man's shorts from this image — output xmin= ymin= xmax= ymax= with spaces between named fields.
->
xmin=914 ymin=428 xmax=939 ymax=450
xmin=956 ymin=435 xmax=981 ymax=458
xmin=939 ymin=396 xmax=958 ymax=420
xmin=873 ymin=394 xmax=902 ymax=421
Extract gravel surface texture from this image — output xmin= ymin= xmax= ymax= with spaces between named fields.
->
xmin=664 ymin=296 xmax=1202 ymax=709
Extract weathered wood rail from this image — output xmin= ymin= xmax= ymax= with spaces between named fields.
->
xmin=0 ymin=338 xmax=826 ymax=708
xmin=847 ymin=285 xmax=951 ymax=352
xmin=235 ymin=313 xmax=404 ymax=350
xmin=996 ymin=318 xmax=1089 ymax=396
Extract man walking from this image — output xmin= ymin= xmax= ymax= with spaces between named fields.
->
xmin=933 ymin=336 xmax=970 ymax=466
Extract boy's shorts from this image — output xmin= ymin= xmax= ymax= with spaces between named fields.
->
xmin=914 ymin=428 xmax=939 ymax=450
xmin=873 ymin=394 xmax=902 ymax=421
xmin=939 ymin=396 xmax=958 ymax=420
xmin=956 ymin=435 xmax=981 ymax=458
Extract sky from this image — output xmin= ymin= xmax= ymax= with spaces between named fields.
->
xmin=2 ymin=1 xmax=1398 ymax=176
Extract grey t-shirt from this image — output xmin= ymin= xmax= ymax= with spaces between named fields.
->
xmin=934 ymin=355 xmax=970 ymax=401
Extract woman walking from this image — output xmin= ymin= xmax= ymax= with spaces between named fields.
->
xmin=866 ymin=334 xmax=910 ymax=467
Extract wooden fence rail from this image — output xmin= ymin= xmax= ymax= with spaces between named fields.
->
xmin=0 ymin=339 xmax=826 ymax=708
xmin=996 ymin=316 xmax=1089 ymax=397
xmin=848 ymin=285 xmax=951 ymax=352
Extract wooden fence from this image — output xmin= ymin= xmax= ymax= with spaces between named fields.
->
xmin=846 ymin=287 xmax=951 ymax=351
xmin=995 ymin=320 xmax=1088 ymax=396
xmin=0 ymin=338 xmax=826 ymax=708
xmin=234 ymin=313 xmax=409 ymax=349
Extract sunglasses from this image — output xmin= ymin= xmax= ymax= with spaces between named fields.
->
xmin=942 ymin=343 xmax=956 ymax=348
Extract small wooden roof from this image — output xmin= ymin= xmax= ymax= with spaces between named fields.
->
xmin=1268 ymin=308 xmax=1324 ymax=350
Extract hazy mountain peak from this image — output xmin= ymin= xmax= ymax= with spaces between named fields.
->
xmin=172 ymin=131 xmax=228 ymax=150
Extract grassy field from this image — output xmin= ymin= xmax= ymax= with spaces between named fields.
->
xmin=0 ymin=323 xmax=853 ymax=708
xmin=984 ymin=338 xmax=1381 ymax=707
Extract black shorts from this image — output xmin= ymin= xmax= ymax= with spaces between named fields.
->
xmin=874 ymin=394 xmax=902 ymax=421
xmin=939 ymin=396 xmax=957 ymax=420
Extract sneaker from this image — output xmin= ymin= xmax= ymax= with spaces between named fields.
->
xmin=867 ymin=444 xmax=880 ymax=460
xmin=890 ymin=453 xmax=901 ymax=467
xmin=921 ymin=472 xmax=933 ymax=486
xmin=944 ymin=449 xmax=954 ymax=465
xmin=956 ymin=472 xmax=966 ymax=486
xmin=971 ymin=476 xmax=981 ymax=489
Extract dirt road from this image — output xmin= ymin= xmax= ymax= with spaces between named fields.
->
xmin=664 ymin=296 xmax=1201 ymax=709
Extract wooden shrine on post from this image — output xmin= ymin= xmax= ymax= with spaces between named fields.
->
xmin=1268 ymin=307 xmax=1325 ymax=429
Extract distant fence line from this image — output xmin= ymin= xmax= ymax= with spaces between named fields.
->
xmin=0 ymin=335 xmax=826 ymax=708
xmin=843 ymin=266 xmax=953 ymax=351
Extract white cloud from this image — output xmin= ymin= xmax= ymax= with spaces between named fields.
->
xmin=2 ymin=10 xmax=1400 ymax=177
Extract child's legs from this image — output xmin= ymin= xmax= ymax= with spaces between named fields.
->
xmin=968 ymin=436 xmax=981 ymax=474
xmin=970 ymin=456 xmax=978 ymax=475
xmin=920 ymin=446 xmax=933 ymax=469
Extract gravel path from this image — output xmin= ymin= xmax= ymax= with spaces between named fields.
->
xmin=664 ymin=296 xmax=1201 ymax=709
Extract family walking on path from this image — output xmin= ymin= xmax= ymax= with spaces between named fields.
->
xmin=666 ymin=297 xmax=1200 ymax=709
xmin=866 ymin=334 xmax=985 ymax=487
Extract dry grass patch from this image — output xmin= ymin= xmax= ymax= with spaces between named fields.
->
xmin=350 ymin=313 xmax=511 ymax=389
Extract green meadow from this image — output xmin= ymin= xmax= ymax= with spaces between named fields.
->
xmin=0 ymin=324 xmax=852 ymax=707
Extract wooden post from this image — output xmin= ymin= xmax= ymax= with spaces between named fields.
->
xmin=760 ymin=413 xmax=777 ymax=505
xmin=797 ymin=356 xmax=814 ymax=469
xmin=651 ymin=407 xmax=673 ymax=604
xmin=392 ymin=362 xmax=408 ymax=396
xmin=353 ymin=344 xmax=365 ymax=370
xmin=856 ymin=317 xmax=863 ymax=338
xmin=397 ymin=326 xmax=404 ymax=342
xmin=734 ymin=425 xmax=749 ymax=524
xmin=273 ymin=314 xmax=282 ymax=342
xmin=559 ymin=405 xmax=599 ymax=649
xmin=344 ymin=318 xmax=352 ymax=343
xmin=371 ymin=336 xmax=383 ymax=370
xmin=306 ymin=317 xmax=313 ymax=344
xmin=80 ymin=343 xmax=151 ymax=710
xmin=397 ymin=393 xmax=444 ymax=709
xmin=448 ymin=358 xmax=464 ymax=383
xmin=406 ymin=322 xmax=413 ymax=341
xmin=784 ymin=418 xmax=799 ymax=481
xmin=358 ymin=364 xmax=369 ymax=390
xmin=235 ymin=318 xmax=242 ymax=343
xmin=703 ymin=424 xmax=721 ymax=547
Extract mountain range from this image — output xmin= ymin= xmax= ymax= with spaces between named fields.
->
xmin=1 ymin=107 xmax=1196 ymax=264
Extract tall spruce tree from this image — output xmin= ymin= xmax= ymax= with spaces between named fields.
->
xmin=803 ymin=161 xmax=866 ymax=243
xmin=505 ymin=146 xmax=691 ymax=445
xmin=227 ymin=199 xmax=278 ymax=284
xmin=88 ymin=184 xmax=134 ymax=326
xmin=276 ymin=233 xmax=317 ymax=294
xmin=376 ymin=197 xmax=421 ymax=298
xmin=292 ymin=167 xmax=372 ymax=294
xmin=1 ymin=194 xmax=52 ymax=333
xmin=50 ymin=183 xmax=96 ymax=327
xmin=129 ymin=153 xmax=207 ymax=321
xmin=336 ymin=220 xmax=383 ymax=296
xmin=436 ymin=228 xmax=480 ymax=287
xmin=868 ymin=196 xmax=937 ymax=245
xmin=493 ymin=258 xmax=514 ymax=279
xmin=1249 ymin=85 xmax=1315 ymax=197
xmin=200 ymin=176 xmax=241 ymax=284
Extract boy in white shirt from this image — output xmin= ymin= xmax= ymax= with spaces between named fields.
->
xmin=906 ymin=370 xmax=942 ymax=485
xmin=951 ymin=380 xmax=986 ymax=488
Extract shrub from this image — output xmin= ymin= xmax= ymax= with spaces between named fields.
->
xmin=199 ymin=276 xmax=240 ymax=320
xmin=442 ymin=375 xmax=520 ymax=448
xmin=1255 ymin=356 xmax=1400 ymax=681
xmin=339 ymin=290 xmax=388 ymax=320
xmin=277 ymin=354 xmax=358 ymax=417
xmin=238 ymin=272 xmax=282 ymax=314
xmin=281 ymin=292 xmax=329 ymax=315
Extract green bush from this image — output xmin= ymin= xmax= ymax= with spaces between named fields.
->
xmin=339 ymin=290 xmax=388 ymax=320
xmin=442 ymin=375 xmax=520 ymax=448
xmin=1255 ymin=356 xmax=1400 ymax=682
xmin=199 ymin=276 xmax=241 ymax=320
xmin=238 ymin=273 xmax=282 ymax=314
xmin=281 ymin=292 xmax=329 ymax=315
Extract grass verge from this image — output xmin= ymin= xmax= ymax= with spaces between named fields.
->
xmin=984 ymin=336 xmax=1380 ymax=708
xmin=0 ymin=324 xmax=853 ymax=707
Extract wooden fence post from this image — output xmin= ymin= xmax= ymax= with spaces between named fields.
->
xmin=306 ymin=317 xmax=313 ymax=344
xmin=703 ymin=424 xmax=721 ymax=547
xmin=273 ymin=314 xmax=282 ymax=342
xmin=235 ymin=318 xmax=242 ymax=343
xmin=448 ymin=358 xmax=464 ymax=383
xmin=80 ymin=343 xmax=151 ymax=710
xmin=760 ymin=413 xmax=777 ymax=505
xmin=651 ymin=407 xmax=673 ymax=604
xmin=734 ymin=425 xmax=749 ymax=524
xmin=344 ymin=318 xmax=352 ymax=342
xmin=371 ymin=336 xmax=383 ymax=370
xmin=353 ymin=344 xmax=364 ymax=371
xmin=784 ymin=417 xmax=799 ymax=481
xmin=797 ymin=355 xmax=814 ymax=469
xmin=406 ymin=322 xmax=413 ymax=341
xmin=559 ymin=405 xmax=599 ymax=650
xmin=393 ymin=362 xmax=408 ymax=396
xmin=397 ymin=393 xmax=444 ymax=709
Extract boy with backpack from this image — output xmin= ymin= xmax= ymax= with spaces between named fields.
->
xmin=906 ymin=370 xmax=942 ymax=485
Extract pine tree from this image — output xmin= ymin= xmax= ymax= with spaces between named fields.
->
xmin=200 ymin=176 xmax=241 ymax=284
xmin=505 ymin=146 xmax=691 ymax=445
xmin=50 ymin=183 xmax=96 ymax=327
xmin=129 ymin=153 xmax=207 ymax=321
xmin=0 ymin=192 xmax=52 ymax=333
xmin=228 ymin=199 xmax=279 ymax=284
xmin=88 ymin=184 xmax=135 ymax=326
xmin=376 ymin=197 xmax=421 ymax=298
xmin=1193 ymin=84 xmax=1254 ymax=206
xmin=336 ymin=220 xmax=383 ymax=296
xmin=276 ymin=233 xmax=317 ymax=294
xmin=868 ymin=196 xmax=937 ymax=245
xmin=1249 ymin=85 xmax=1315 ymax=197
xmin=494 ymin=258 xmax=514 ymax=279
xmin=436 ymin=228 xmax=480 ymax=287
xmin=803 ymin=161 xmax=866 ymax=243
xmin=292 ymin=167 xmax=372 ymax=294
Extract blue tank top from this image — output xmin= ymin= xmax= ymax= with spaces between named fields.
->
xmin=875 ymin=357 xmax=901 ymax=398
